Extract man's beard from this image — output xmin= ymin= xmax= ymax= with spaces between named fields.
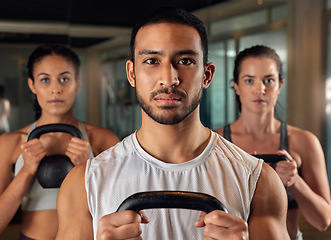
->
xmin=136 ymin=86 xmax=203 ymax=125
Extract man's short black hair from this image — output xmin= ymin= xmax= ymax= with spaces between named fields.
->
xmin=130 ymin=7 xmax=208 ymax=66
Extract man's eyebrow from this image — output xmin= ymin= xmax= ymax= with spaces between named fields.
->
xmin=138 ymin=49 xmax=163 ymax=55
xmin=138 ymin=49 xmax=199 ymax=56
xmin=176 ymin=50 xmax=199 ymax=56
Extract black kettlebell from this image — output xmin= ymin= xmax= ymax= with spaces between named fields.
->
xmin=27 ymin=123 xmax=84 ymax=188
xmin=252 ymin=154 xmax=289 ymax=169
xmin=117 ymin=191 xmax=228 ymax=213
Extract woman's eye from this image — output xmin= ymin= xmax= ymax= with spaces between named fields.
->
xmin=41 ymin=78 xmax=50 ymax=83
xmin=244 ymin=79 xmax=253 ymax=84
xmin=178 ymin=58 xmax=194 ymax=65
xmin=264 ymin=78 xmax=275 ymax=84
xmin=59 ymin=77 xmax=70 ymax=83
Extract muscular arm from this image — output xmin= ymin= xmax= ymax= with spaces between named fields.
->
xmin=248 ymin=163 xmax=290 ymax=239
xmin=56 ymin=162 xmax=93 ymax=240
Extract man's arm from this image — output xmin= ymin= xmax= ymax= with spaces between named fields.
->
xmin=194 ymin=163 xmax=289 ymax=239
xmin=248 ymin=163 xmax=290 ymax=239
xmin=56 ymin=162 xmax=93 ymax=240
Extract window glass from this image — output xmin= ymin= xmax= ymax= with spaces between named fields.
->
xmin=326 ymin=0 xmax=331 ymax=9
xmin=226 ymin=39 xmax=237 ymax=122
xmin=100 ymin=54 xmax=141 ymax=139
xmin=211 ymin=10 xmax=268 ymax=36
xmin=72 ymin=52 xmax=87 ymax=121
xmin=208 ymin=39 xmax=236 ymax=130
xmin=0 ymin=47 xmax=37 ymax=130
xmin=209 ymin=41 xmax=226 ymax=129
xmin=271 ymin=4 xmax=288 ymax=22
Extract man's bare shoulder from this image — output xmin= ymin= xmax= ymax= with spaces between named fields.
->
xmin=62 ymin=161 xmax=87 ymax=185
xmin=255 ymin=163 xmax=287 ymax=202
xmin=57 ymin=161 xmax=93 ymax=240
xmin=248 ymin=163 xmax=289 ymax=239
xmin=59 ymin=161 xmax=87 ymax=203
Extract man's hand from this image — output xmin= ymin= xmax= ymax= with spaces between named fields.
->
xmin=97 ymin=211 xmax=149 ymax=240
xmin=195 ymin=210 xmax=248 ymax=239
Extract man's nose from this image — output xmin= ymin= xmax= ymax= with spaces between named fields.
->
xmin=159 ymin=63 xmax=180 ymax=88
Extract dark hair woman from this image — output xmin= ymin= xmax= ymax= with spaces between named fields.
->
xmin=0 ymin=44 xmax=119 ymax=239
xmin=215 ymin=45 xmax=330 ymax=240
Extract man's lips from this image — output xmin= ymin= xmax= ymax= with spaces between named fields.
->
xmin=154 ymin=93 xmax=182 ymax=101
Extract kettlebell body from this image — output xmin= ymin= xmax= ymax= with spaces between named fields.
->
xmin=27 ymin=124 xmax=84 ymax=188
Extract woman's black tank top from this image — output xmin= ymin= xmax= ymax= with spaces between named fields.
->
xmin=222 ymin=122 xmax=298 ymax=209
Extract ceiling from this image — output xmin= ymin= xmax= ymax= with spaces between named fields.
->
xmin=0 ymin=0 xmax=231 ymax=48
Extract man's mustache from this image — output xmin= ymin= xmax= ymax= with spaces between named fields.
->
xmin=150 ymin=88 xmax=187 ymax=99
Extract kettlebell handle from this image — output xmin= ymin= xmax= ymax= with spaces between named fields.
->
xmin=116 ymin=191 xmax=228 ymax=213
xmin=26 ymin=123 xmax=83 ymax=188
xmin=28 ymin=123 xmax=83 ymax=141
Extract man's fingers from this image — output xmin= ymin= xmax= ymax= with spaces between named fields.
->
xmin=138 ymin=210 xmax=149 ymax=224
xmin=204 ymin=210 xmax=244 ymax=229
xmin=201 ymin=210 xmax=248 ymax=239
xmin=101 ymin=223 xmax=142 ymax=240
xmin=194 ymin=211 xmax=207 ymax=227
xmin=97 ymin=211 xmax=143 ymax=240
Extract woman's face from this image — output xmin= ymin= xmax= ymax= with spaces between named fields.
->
xmin=234 ymin=56 xmax=283 ymax=114
xmin=28 ymin=55 xmax=80 ymax=118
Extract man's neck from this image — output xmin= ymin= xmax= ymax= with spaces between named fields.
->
xmin=136 ymin=116 xmax=211 ymax=164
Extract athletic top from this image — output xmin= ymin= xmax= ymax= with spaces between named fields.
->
xmin=86 ymin=130 xmax=263 ymax=239
xmin=15 ymin=122 xmax=94 ymax=211
xmin=223 ymin=122 xmax=298 ymax=209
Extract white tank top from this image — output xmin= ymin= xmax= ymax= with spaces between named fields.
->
xmin=15 ymin=122 xmax=94 ymax=211
xmin=86 ymin=131 xmax=263 ymax=239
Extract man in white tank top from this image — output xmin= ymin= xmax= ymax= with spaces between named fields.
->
xmin=56 ymin=7 xmax=290 ymax=240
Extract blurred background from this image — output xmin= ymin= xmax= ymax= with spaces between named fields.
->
xmin=0 ymin=0 xmax=330 ymax=238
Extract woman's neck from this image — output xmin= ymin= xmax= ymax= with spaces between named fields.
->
xmin=235 ymin=110 xmax=279 ymax=135
xmin=36 ymin=112 xmax=78 ymax=126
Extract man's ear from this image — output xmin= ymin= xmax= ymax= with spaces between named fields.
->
xmin=28 ymin=78 xmax=36 ymax=94
xmin=126 ymin=60 xmax=136 ymax=87
xmin=202 ymin=62 xmax=215 ymax=89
